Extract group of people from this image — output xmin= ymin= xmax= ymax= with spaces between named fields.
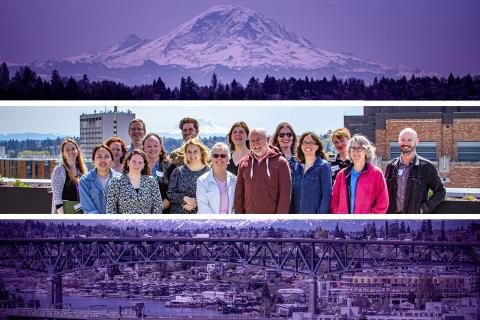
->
xmin=51 ymin=117 xmax=446 ymax=214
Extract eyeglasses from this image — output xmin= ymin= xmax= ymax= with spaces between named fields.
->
xmin=302 ymin=141 xmax=318 ymax=146
xmin=212 ymin=154 xmax=227 ymax=159
xmin=278 ymin=132 xmax=294 ymax=138
xmin=350 ymin=146 xmax=365 ymax=152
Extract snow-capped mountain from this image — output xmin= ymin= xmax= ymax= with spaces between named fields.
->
xmin=157 ymin=118 xmax=229 ymax=139
xmin=30 ymin=5 xmax=422 ymax=86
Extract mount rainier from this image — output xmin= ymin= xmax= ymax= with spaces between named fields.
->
xmin=31 ymin=5 xmax=421 ymax=86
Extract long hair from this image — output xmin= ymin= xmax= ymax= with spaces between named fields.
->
xmin=123 ymin=149 xmax=150 ymax=175
xmin=60 ymin=138 xmax=87 ymax=184
xmin=296 ymin=132 xmax=328 ymax=162
xmin=142 ymin=132 xmax=168 ymax=162
xmin=228 ymin=121 xmax=250 ymax=151
xmin=271 ymin=122 xmax=297 ymax=154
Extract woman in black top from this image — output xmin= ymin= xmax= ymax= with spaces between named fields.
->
xmin=143 ymin=133 xmax=175 ymax=213
xmin=51 ymin=139 xmax=88 ymax=214
xmin=226 ymin=121 xmax=250 ymax=175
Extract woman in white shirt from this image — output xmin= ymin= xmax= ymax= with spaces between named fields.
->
xmin=196 ymin=142 xmax=237 ymax=214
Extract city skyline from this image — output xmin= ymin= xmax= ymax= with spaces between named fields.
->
xmin=0 ymin=105 xmax=362 ymax=137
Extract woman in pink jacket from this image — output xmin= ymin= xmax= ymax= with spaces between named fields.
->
xmin=330 ymin=134 xmax=388 ymax=214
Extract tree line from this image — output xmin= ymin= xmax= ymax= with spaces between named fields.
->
xmin=1 ymin=62 xmax=479 ymax=100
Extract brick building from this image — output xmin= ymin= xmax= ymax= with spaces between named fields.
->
xmin=0 ymin=158 xmax=57 ymax=179
xmin=345 ymin=106 xmax=480 ymax=188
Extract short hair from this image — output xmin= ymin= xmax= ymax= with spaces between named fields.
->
xmin=331 ymin=128 xmax=351 ymax=142
xmin=249 ymin=127 xmax=268 ymax=139
xmin=179 ymin=117 xmax=199 ymax=131
xmin=142 ymin=132 xmax=168 ymax=161
xmin=271 ymin=122 xmax=297 ymax=154
xmin=183 ymin=138 xmax=209 ymax=165
xmin=129 ymin=119 xmax=146 ymax=131
xmin=105 ymin=137 xmax=127 ymax=163
xmin=296 ymin=132 xmax=328 ymax=162
xmin=92 ymin=144 xmax=113 ymax=162
xmin=348 ymin=134 xmax=376 ymax=163
xmin=228 ymin=121 xmax=250 ymax=150
xmin=210 ymin=142 xmax=231 ymax=162
xmin=123 ymin=149 xmax=150 ymax=175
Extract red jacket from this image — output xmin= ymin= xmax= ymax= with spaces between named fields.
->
xmin=330 ymin=163 xmax=388 ymax=214
xmin=234 ymin=146 xmax=291 ymax=213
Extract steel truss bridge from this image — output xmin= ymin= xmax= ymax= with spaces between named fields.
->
xmin=1 ymin=237 xmax=479 ymax=314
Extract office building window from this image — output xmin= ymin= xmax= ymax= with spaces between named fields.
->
xmin=390 ymin=142 xmax=437 ymax=161
xmin=457 ymin=142 xmax=480 ymax=162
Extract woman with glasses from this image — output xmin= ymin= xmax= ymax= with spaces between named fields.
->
xmin=106 ymin=149 xmax=163 ymax=214
xmin=330 ymin=134 xmax=388 ymax=214
xmin=227 ymin=121 xmax=250 ymax=176
xmin=196 ymin=142 xmax=237 ymax=213
xmin=291 ymin=132 xmax=332 ymax=214
xmin=167 ymin=138 xmax=210 ymax=214
xmin=105 ymin=137 xmax=127 ymax=173
xmin=271 ymin=122 xmax=297 ymax=171
xmin=143 ymin=133 xmax=175 ymax=213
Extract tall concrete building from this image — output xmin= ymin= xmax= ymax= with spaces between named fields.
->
xmin=80 ymin=107 xmax=135 ymax=160
xmin=344 ymin=106 xmax=480 ymax=188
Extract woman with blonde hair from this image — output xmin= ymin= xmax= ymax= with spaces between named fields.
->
xmin=51 ymin=138 xmax=88 ymax=214
xmin=167 ymin=138 xmax=210 ymax=213
xmin=143 ymin=133 xmax=175 ymax=213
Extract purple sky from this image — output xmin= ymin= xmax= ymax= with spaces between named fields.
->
xmin=1 ymin=0 xmax=479 ymax=75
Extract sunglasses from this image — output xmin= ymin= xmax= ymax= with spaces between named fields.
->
xmin=278 ymin=132 xmax=294 ymax=138
xmin=212 ymin=154 xmax=227 ymax=159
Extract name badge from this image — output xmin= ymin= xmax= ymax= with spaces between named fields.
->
xmin=398 ymin=169 xmax=404 ymax=176
xmin=156 ymin=170 xmax=164 ymax=178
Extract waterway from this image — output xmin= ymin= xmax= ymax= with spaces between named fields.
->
xmin=36 ymin=294 xmax=224 ymax=317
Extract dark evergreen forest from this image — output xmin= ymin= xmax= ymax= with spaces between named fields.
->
xmin=1 ymin=63 xmax=479 ymax=100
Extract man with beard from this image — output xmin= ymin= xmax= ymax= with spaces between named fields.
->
xmin=234 ymin=128 xmax=291 ymax=213
xmin=385 ymin=128 xmax=446 ymax=213
xmin=169 ymin=117 xmax=201 ymax=166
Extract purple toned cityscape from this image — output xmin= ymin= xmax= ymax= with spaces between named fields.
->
xmin=0 ymin=219 xmax=479 ymax=319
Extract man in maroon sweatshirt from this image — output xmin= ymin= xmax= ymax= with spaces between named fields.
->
xmin=234 ymin=128 xmax=291 ymax=213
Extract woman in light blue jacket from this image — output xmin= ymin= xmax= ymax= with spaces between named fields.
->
xmin=79 ymin=144 xmax=121 ymax=214
xmin=196 ymin=142 xmax=237 ymax=214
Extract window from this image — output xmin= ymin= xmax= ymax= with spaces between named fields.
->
xmin=457 ymin=142 xmax=480 ymax=162
xmin=390 ymin=142 xmax=437 ymax=161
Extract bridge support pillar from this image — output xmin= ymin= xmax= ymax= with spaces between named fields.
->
xmin=47 ymin=274 xmax=63 ymax=309
xmin=308 ymin=276 xmax=318 ymax=315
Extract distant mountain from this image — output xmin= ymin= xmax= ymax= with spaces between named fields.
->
xmin=156 ymin=118 xmax=229 ymax=139
xmin=59 ymin=219 xmax=470 ymax=232
xmin=27 ymin=5 xmax=424 ymax=86
xmin=0 ymin=132 xmax=65 ymax=141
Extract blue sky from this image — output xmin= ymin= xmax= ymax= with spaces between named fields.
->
xmin=0 ymin=105 xmax=362 ymax=137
